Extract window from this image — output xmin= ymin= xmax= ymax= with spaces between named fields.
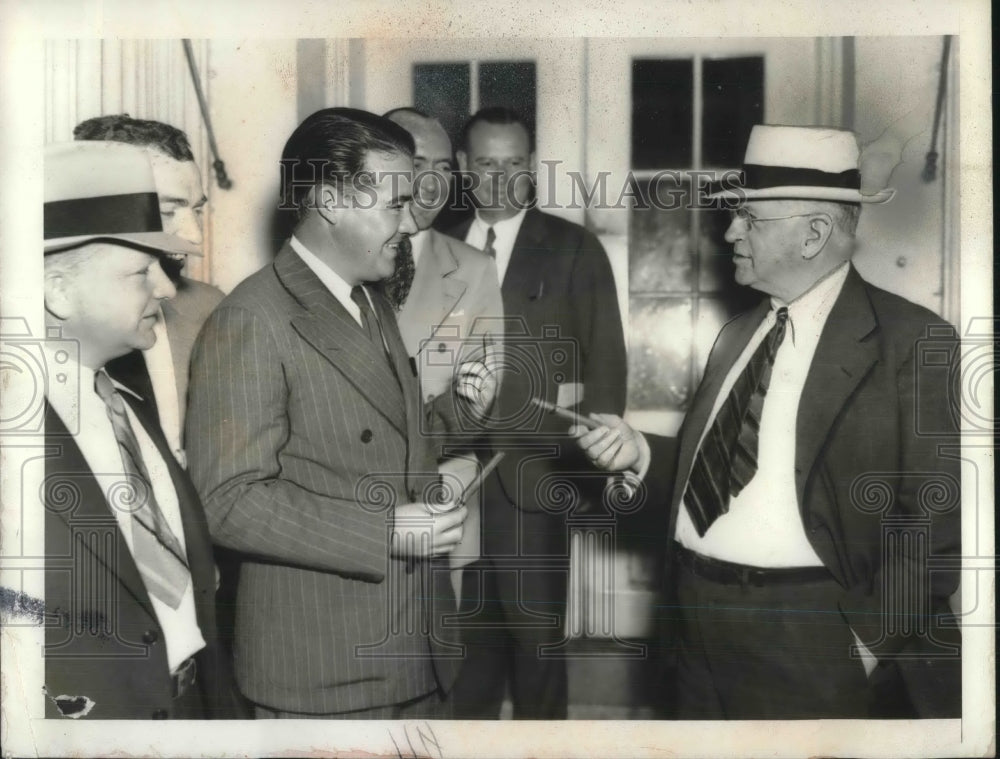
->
xmin=627 ymin=55 xmax=764 ymax=413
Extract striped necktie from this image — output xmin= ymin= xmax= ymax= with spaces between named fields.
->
xmin=94 ymin=369 xmax=190 ymax=609
xmin=683 ymin=307 xmax=789 ymax=536
xmin=483 ymin=226 xmax=497 ymax=259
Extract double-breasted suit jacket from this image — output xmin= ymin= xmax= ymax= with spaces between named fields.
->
xmin=644 ymin=265 xmax=961 ymax=717
xmin=185 ymin=243 xmax=457 ymax=715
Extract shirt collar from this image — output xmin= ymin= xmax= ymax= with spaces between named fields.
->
xmin=771 ymin=262 xmax=850 ymax=344
xmin=43 ymin=345 xmax=144 ymax=423
xmin=409 ymin=229 xmax=428 ymax=269
xmin=471 ymin=207 xmax=527 ymax=239
xmin=290 ymin=234 xmax=356 ymax=305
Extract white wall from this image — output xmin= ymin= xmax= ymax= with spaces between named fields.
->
xmin=852 ymin=36 xmax=955 ymax=319
xmin=205 ymin=40 xmax=300 ymax=293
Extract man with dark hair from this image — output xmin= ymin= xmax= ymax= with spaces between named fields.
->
xmin=186 ymin=108 xmax=488 ymax=718
xmin=74 ymin=114 xmax=223 ymax=469
xmin=574 ymin=125 xmax=961 ymax=719
xmin=449 ymin=106 xmax=627 ymax=719
xmin=41 ymin=140 xmax=237 ymax=719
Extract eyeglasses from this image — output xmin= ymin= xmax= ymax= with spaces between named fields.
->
xmin=728 ymin=208 xmax=817 ymax=230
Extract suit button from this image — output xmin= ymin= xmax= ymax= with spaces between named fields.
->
xmin=360 ymin=429 xmax=373 ymax=444
xmin=142 ymin=629 xmax=158 ymax=644
xmin=152 ymin=709 xmax=168 ymax=719
xmin=437 ymin=343 xmax=447 ymax=352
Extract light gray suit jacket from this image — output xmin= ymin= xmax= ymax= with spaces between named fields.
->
xmin=396 ymin=228 xmax=504 ymax=406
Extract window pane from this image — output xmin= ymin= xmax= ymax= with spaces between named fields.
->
xmin=631 ymin=59 xmax=693 ymax=169
xmin=479 ymin=61 xmax=537 ymax=137
xmin=413 ymin=63 xmax=470 ymax=151
xmin=701 ymin=56 xmax=764 ymax=168
xmin=628 ymin=296 xmax=692 ymax=411
xmin=629 ymin=176 xmax=693 ymax=293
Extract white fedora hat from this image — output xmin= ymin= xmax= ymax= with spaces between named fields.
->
xmin=711 ymin=125 xmax=895 ymax=204
xmin=44 ymin=141 xmax=201 ymax=256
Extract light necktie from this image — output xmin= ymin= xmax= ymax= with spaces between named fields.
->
xmin=94 ymin=369 xmax=190 ymax=608
xmin=483 ymin=226 xmax=497 ymax=259
xmin=683 ymin=307 xmax=789 ymax=536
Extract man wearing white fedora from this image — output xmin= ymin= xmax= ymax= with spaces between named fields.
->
xmin=573 ymin=125 xmax=961 ymax=719
xmin=41 ymin=141 xmax=237 ymax=718
xmin=73 ymin=114 xmax=225 ymax=470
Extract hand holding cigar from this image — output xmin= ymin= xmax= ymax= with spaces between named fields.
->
xmin=530 ymin=396 xmax=602 ymax=429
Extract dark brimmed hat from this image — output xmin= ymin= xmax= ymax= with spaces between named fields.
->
xmin=44 ymin=141 xmax=201 ymax=256
xmin=711 ymin=125 xmax=895 ymax=204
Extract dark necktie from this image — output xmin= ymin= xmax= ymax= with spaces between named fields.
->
xmin=350 ymin=285 xmax=381 ymax=347
xmin=683 ymin=307 xmax=789 ymax=536
xmin=483 ymin=226 xmax=497 ymax=259
xmin=94 ymin=369 xmax=190 ymax=608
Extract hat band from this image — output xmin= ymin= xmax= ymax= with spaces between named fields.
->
xmin=45 ymin=192 xmax=162 ymax=240
xmin=742 ymin=164 xmax=861 ymax=191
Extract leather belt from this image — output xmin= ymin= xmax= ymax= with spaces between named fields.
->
xmin=673 ymin=542 xmax=833 ymax=587
xmin=171 ymin=656 xmax=197 ymax=699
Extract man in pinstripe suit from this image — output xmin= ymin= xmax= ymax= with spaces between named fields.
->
xmin=185 ymin=109 xmax=479 ymax=718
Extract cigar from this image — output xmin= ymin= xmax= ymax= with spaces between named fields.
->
xmin=529 ymin=396 xmax=602 ymax=430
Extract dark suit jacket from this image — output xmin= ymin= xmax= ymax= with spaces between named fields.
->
xmin=42 ymin=397 xmax=236 ymax=719
xmin=185 ymin=243 xmax=456 ymax=715
xmin=452 ymin=208 xmax=628 ymax=514
xmin=645 ymin=265 xmax=961 ymax=717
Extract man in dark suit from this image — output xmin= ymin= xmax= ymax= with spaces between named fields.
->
xmin=41 ymin=140 xmax=236 ymax=719
xmin=448 ymin=107 xmax=628 ymax=719
xmin=74 ymin=115 xmax=224 ymax=468
xmin=574 ymin=125 xmax=961 ymax=719
xmin=186 ymin=108 xmax=493 ymax=718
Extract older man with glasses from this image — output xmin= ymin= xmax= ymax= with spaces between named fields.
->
xmin=573 ymin=125 xmax=961 ymax=720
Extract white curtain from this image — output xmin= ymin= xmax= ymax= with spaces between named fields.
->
xmin=44 ymin=39 xmax=214 ymax=284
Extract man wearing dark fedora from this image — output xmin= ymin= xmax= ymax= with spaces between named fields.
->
xmin=573 ymin=125 xmax=961 ymax=719
xmin=41 ymin=141 xmax=237 ymax=719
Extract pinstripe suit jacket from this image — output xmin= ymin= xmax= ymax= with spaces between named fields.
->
xmin=185 ymin=243 xmax=456 ymax=715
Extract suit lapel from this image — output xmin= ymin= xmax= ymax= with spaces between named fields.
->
xmin=794 ymin=266 xmax=879 ymax=505
xmin=371 ymin=290 xmax=426 ymax=481
xmin=275 ymin=246 xmax=408 ymax=436
xmin=397 ymin=231 xmax=468 ymax=356
xmin=502 ymin=208 xmax=548 ymax=301
xmin=44 ymin=404 xmax=155 ymax=617
xmin=668 ymin=300 xmax=770 ymax=519
xmin=104 ymin=350 xmax=158 ymax=418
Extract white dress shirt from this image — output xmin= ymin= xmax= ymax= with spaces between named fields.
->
xmin=463 ymin=208 xmax=527 ymax=284
xmin=142 ymin=312 xmax=183 ymax=465
xmin=290 ymin=234 xmax=370 ymax=327
xmin=409 ymin=228 xmax=429 ymax=269
xmin=44 ymin=347 xmax=206 ymax=673
xmin=674 ymin=263 xmax=851 ymax=567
